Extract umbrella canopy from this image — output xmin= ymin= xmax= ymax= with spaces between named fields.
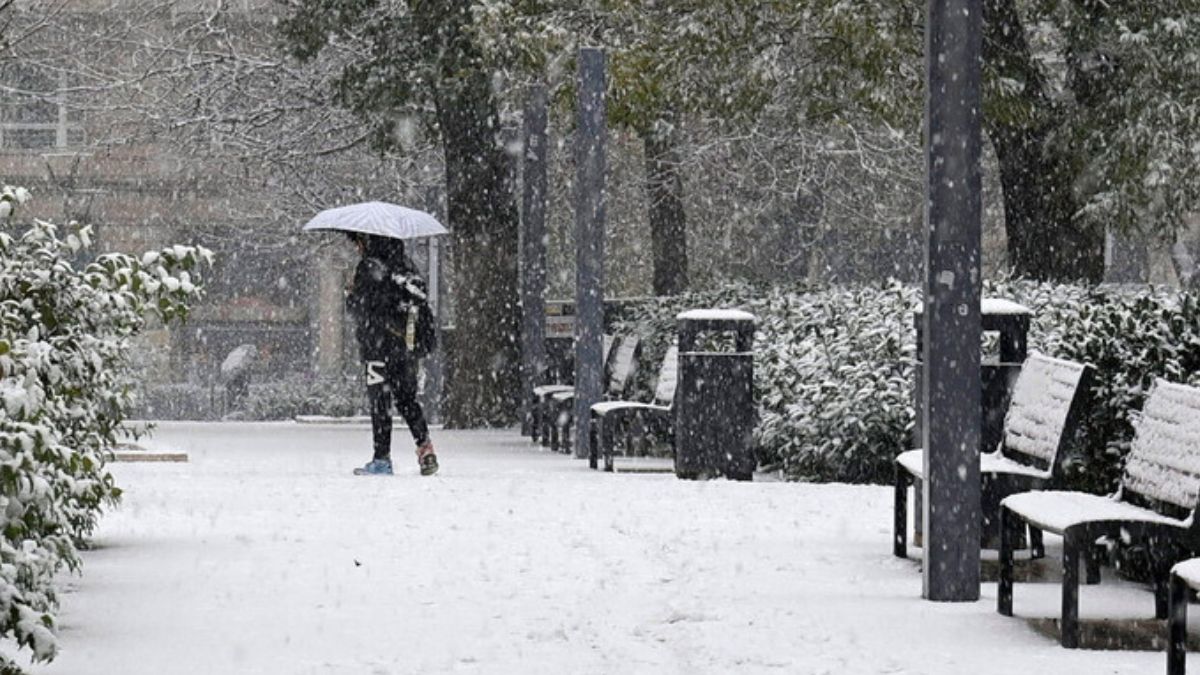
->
xmin=302 ymin=201 xmax=448 ymax=240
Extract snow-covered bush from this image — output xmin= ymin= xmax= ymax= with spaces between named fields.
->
xmin=614 ymin=279 xmax=1200 ymax=489
xmin=611 ymin=281 xmax=917 ymax=483
xmin=1050 ymin=290 xmax=1200 ymax=493
xmin=751 ymin=283 xmax=918 ymax=483
xmin=242 ymin=374 xmax=366 ymax=420
xmin=0 ymin=185 xmax=208 ymax=671
xmin=133 ymin=383 xmax=221 ymax=421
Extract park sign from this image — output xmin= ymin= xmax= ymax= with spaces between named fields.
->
xmin=544 ymin=300 xmax=575 ymax=339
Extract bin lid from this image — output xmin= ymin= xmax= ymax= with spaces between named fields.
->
xmin=912 ymin=298 xmax=1031 ymax=316
xmin=676 ymin=308 xmax=757 ymax=323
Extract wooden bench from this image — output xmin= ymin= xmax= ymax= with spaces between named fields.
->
xmin=528 ymin=334 xmax=615 ymax=444
xmin=894 ymin=352 xmax=1094 ymax=558
xmin=998 ymin=378 xmax=1200 ymax=648
xmin=546 ymin=334 xmax=642 ymax=453
xmin=588 ymin=345 xmax=678 ymax=472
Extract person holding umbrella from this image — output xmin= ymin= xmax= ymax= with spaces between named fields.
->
xmin=345 ymin=232 xmax=437 ymax=476
xmin=303 ymin=201 xmax=448 ymax=476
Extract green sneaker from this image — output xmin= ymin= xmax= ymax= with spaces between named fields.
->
xmin=417 ymin=441 xmax=438 ymax=476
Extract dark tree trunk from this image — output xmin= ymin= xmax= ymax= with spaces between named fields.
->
xmin=423 ymin=1 xmax=521 ymax=426
xmin=640 ymin=120 xmax=689 ymax=296
xmin=983 ymin=0 xmax=1104 ymax=282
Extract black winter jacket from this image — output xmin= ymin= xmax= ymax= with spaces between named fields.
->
xmin=345 ymin=241 xmax=428 ymax=359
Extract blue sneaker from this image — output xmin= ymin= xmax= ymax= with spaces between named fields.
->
xmin=353 ymin=458 xmax=393 ymax=476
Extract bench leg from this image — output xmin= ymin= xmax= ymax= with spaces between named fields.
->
xmin=1158 ymin=561 xmax=1173 ymax=620
xmin=588 ymin=414 xmax=599 ymax=470
xmin=998 ymin=506 xmax=1016 ymax=617
xmin=1170 ymin=573 xmax=1189 ymax=675
xmin=1061 ymin=528 xmax=1082 ymax=648
xmin=1085 ymin=543 xmax=1102 ymax=585
xmin=893 ymin=465 xmax=909 ymax=559
xmin=604 ymin=415 xmax=614 ymax=473
xmin=540 ymin=398 xmax=553 ymax=446
xmin=1030 ymin=526 xmax=1045 ymax=560
xmin=529 ymin=396 xmax=540 ymax=441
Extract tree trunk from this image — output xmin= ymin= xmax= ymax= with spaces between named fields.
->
xmin=641 ymin=119 xmax=689 ymax=296
xmin=425 ymin=2 xmax=521 ymax=427
xmin=983 ymin=0 xmax=1104 ymax=282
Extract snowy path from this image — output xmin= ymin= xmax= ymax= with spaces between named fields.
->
xmin=30 ymin=422 xmax=1170 ymax=674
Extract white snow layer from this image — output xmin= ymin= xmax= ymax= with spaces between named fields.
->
xmin=675 ymin=308 xmax=757 ymax=322
xmin=19 ymin=423 xmax=1174 ymax=674
xmin=979 ymin=298 xmax=1032 ymax=315
xmin=911 ymin=298 xmax=1032 ymax=315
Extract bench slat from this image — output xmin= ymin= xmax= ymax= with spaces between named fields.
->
xmin=1004 ymin=489 xmax=1187 ymax=533
xmin=1002 ymin=354 xmax=1089 ymax=467
xmin=652 ymin=346 xmax=679 ymax=407
xmin=1123 ymin=380 xmax=1200 ymax=511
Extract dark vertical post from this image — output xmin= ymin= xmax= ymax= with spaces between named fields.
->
xmin=922 ymin=0 xmax=983 ymax=601
xmin=520 ymin=82 xmax=549 ymax=435
xmin=573 ymin=48 xmax=607 ymax=459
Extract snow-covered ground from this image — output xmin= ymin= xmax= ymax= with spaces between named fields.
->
xmin=25 ymin=422 xmax=1176 ymax=674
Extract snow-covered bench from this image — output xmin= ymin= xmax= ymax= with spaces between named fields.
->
xmin=529 ymin=334 xmax=615 ymax=444
xmin=893 ymin=352 xmax=1094 ymax=558
xmin=998 ymin=378 xmax=1200 ymax=649
xmin=546 ymin=334 xmax=642 ymax=454
xmin=588 ymin=345 xmax=679 ymax=471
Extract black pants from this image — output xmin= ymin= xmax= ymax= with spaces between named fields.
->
xmin=365 ymin=353 xmax=430 ymax=460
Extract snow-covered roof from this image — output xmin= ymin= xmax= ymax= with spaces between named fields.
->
xmin=676 ymin=308 xmax=756 ymax=322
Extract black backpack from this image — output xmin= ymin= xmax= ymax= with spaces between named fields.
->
xmin=388 ymin=270 xmax=437 ymax=358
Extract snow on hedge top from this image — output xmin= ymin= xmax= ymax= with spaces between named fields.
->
xmin=1122 ymin=379 xmax=1200 ymax=511
xmin=1002 ymin=352 xmax=1089 ymax=471
xmin=676 ymin=308 xmax=756 ymax=322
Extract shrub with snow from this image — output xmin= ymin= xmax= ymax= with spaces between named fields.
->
xmin=242 ymin=374 xmax=367 ymax=420
xmin=611 ymin=281 xmax=917 ymax=483
xmin=1049 ymin=289 xmax=1200 ymax=493
xmin=0 ymin=185 xmax=209 ymax=671
xmin=614 ymin=279 xmax=1200 ymax=490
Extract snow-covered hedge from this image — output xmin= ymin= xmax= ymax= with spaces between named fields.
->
xmin=0 ymin=186 xmax=208 ymax=671
xmin=241 ymin=374 xmax=366 ymax=420
xmin=611 ymin=281 xmax=916 ymax=483
xmin=613 ymin=280 xmax=1200 ymax=490
xmin=1049 ymin=289 xmax=1200 ymax=493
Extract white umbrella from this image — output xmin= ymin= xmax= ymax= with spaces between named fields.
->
xmin=302 ymin=201 xmax=448 ymax=240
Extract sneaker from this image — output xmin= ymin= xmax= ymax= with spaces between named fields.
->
xmin=416 ymin=441 xmax=438 ymax=476
xmin=353 ymin=458 xmax=393 ymax=476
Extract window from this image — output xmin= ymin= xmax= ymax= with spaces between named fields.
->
xmin=0 ymin=64 xmax=85 ymax=150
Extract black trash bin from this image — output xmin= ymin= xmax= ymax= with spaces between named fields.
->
xmin=912 ymin=298 xmax=1030 ymax=458
xmin=911 ymin=298 xmax=1031 ymax=546
xmin=674 ymin=309 xmax=757 ymax=481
